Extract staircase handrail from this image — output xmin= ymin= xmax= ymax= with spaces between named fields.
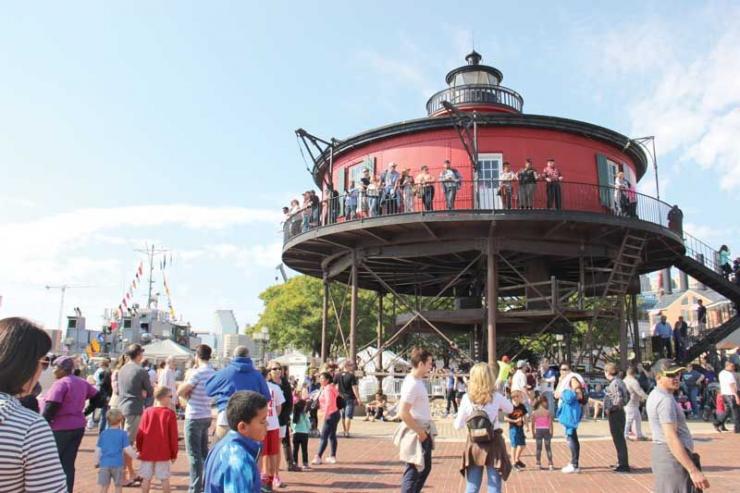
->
xmin=682 ymin=232 xmax=722 ymax=274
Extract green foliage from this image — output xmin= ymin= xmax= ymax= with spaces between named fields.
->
xmin=252 ymin=275 xmax=384 ymax=356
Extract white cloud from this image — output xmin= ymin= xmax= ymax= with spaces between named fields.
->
xmin=0 ymin=204 xmax=280 ymax=285
xmin=0 ymin=196 xmax=36 ymax=208
xmin=179 ymin=242 xmax=282 ymax=271
xmin=595 ymin=12 xmax=740 ymax=192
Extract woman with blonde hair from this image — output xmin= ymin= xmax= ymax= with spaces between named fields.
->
xmin=453 ymin=363 xmax=513 ymax=493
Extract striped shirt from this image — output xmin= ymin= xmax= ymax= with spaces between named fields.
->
xmin=0 ymin=393 xmax=67 ymax=493
xmin=185 ymin=364 xmax=215 ymax=420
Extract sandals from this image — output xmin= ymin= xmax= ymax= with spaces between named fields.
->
xmin=123 ymin=476 xmax=143 ymax=487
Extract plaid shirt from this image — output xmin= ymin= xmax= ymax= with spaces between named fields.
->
xmin=542 ymin=166 xmax=561 ymax=181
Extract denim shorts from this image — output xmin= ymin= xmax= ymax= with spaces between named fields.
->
xmin=341 ymin=398 xmax=356 ymax=419
xmin=98 ymin=466 xmax=123 ymax=486
xmin=509 ymin=426 xmax=526 ymax=447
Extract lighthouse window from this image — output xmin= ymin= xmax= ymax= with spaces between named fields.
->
xmin=348 ymin=157 xmax=376 ymax=187
xmin=477 ymin=153 xmax=503 ymax=209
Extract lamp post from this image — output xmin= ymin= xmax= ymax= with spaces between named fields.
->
xmin=628 ymin=136 xmax=659 ymax=200
xmin=555 ymin=334 xmax=564 ymax=362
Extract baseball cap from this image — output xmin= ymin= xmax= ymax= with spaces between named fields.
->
xmin=516 ymin=360 xmax=527 ymax=369
xmin=652 ymin=358 xmax=686 ymax=377
xmin=53 ymin=356 xmax=75 ymax=373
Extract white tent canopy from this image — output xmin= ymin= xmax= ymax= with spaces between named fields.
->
xmin=141 ymin=339 xmax=192 ymax=361
xmin=718 ymin=328 xmax=740 ymax=350
xmin=355 ymin=346 xmax=410 ymax=373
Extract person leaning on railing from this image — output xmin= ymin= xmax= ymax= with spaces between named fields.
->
xmin=498 ymin=161 xmax=517 ymax=210
xmin=367 ymin=175 xmax=381 ymax=218
xmin=415 ymin=165 xmax=435 ymax=211
xmin=542 ymin=159 xmax=563 ymax=210
xmin=517 ymin=159 xmax=537 ymax=209
xmin=439 ymin=160 xmax=462 ymax=210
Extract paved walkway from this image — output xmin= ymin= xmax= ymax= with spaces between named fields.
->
xmin=72 ymin=418 xmax=739 ymax=492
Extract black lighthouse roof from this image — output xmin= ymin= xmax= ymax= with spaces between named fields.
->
xmin=444 ymin=50 xmax=504 ymax=86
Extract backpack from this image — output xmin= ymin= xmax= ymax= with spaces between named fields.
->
xmin=466 ymin=405 xmax=494 ymax=443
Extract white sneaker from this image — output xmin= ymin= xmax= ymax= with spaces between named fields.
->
xmin=325 ymin=456 xmax=337 ymax=464
xmin=311 ymin=456 xmax=322 ymax=465
xmin=561 ymin=463 xmax=579 ymax=474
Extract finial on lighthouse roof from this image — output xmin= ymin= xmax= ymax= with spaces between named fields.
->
xmin=465 ymin=50 xmax=482 ymax=66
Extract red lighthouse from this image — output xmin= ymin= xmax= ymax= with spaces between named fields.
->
xmin=286 ymin=52 xmax=739 ymax=370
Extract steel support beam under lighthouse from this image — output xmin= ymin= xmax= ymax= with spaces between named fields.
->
xmin=487 ymin=238 xmax=498 ymax=366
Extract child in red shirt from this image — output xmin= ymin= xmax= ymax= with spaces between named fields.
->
xmin=714 ymin=392 xmax=728 ymax=432
xmin=135 ymin=386 xmax=179 ymax=493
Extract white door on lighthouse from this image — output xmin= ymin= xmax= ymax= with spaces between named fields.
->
xmin=477 ymin=153 xmax=503 ymax=209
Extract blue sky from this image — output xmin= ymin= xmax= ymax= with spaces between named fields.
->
xmin=1 ymin=2 xmax=738 ymax=333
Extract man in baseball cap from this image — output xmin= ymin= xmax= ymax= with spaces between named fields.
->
xmin=646 ymin=359 xmax=709 ymax=491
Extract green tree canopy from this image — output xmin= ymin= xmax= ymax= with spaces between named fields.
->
xmin=252 ymin=275 xmax=384 ymax=357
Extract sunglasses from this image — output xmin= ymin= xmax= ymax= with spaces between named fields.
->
xmin=270 ymin=367 xmax=282 ymax=371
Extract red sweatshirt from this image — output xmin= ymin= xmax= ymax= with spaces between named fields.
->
xmin=716 ymin=394 xmax=726 ymax=414
xmin=135 ymin=406 xmax=179 ymax=461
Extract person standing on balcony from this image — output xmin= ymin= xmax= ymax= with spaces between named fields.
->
xmin=653 ymin=315 xmax=673 ymax=359
xmin=381 ymin=162 xmax=401 ymax=214
xmin=517 ymin=159 xmax=537 ymax=209
xmin=719 ymin=245 xmax=732 ymax=280
xmin=401 ymin=168 xmax=415 ymax=213
xmin=614 ymin=171 xmax=630 ymax=216
xmin=357 ymin=168 xmax=371 ymax=219
xmin=499 ymin=161 xmax=517 ymax=210
xmin=344 ymin=181 xmax=358 ymax=221
xmin=309 ymin=190 xmax=321 ymax=228
xmin=543 ymin=159 xmax=563 ymax=210
xmin=416 ymin=165 xmax=435 ymax=211
xmin=696 ymin=299 xmax=707 ymax=337
xmin=673 ymin=316 xmax=688 ymax=362
xmin=301 ymin=192 xmax=311 ymax=232
xmin=627 ymin=182 xmax=638 ymax=218
xmin=439 ymin=159 xmax=462 ymax=210
xmin=367 ymin=175 xmax=380 ymax=218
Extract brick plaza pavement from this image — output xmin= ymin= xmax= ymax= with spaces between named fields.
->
xmin=73 ymin=419 xmax=739 ymax=493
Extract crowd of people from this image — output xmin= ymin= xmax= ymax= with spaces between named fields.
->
xmin=2 ymin=316 xmax=738 ymax=493
xmin=282 ymin=158 xmax=658 ymax=236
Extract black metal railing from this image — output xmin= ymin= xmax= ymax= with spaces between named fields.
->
xmin=426 ymin=84 xmax=524 ymax=115
xmin=282 ymin=180 xmax=680 ymax=244
xmin=682 ymin=232 xmax=724 ymax=274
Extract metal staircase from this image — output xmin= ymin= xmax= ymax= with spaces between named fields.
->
xmin=582 ymin=233 xmax=647 ymax=355
xmin=673 ymin=240 xmax=740 ymax=363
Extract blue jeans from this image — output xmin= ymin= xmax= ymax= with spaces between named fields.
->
xmin=98 ymin=405 xmax=109 ymax=433
xmin=566 ymin=429 xmax=580 ymax=467
xmin=464 ymin=465 xmax=502 ymax=493
xmin=318 ymin=411 xmax=339 ymax=458
xmin=688 ymin=386 xmax=700 ymax=416
xmin=185 ymin=417 xmax=212 ymax=493
xmin=401 ymin=435 xmax=433 ymax=493
xmin=444 ymin=186 xmax=457 ymax=210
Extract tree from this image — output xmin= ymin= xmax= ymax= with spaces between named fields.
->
xmin=252 ymin=275 xmax=384 ymax=357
